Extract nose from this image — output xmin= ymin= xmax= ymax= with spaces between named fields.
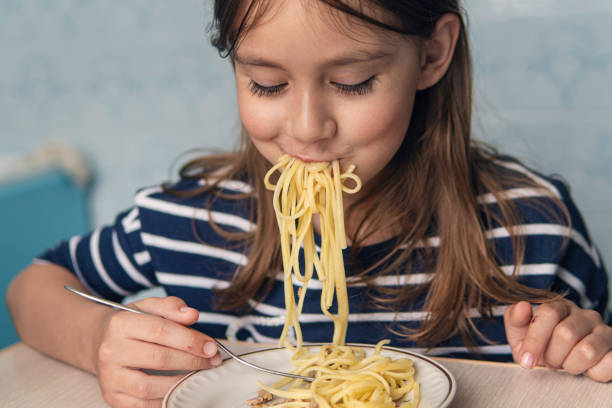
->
xmin=288 ymin=88 xmax=336 ymax=144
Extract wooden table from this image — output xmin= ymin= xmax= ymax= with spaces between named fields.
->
xmin=1 ymin=341 xmax=610 ymax=407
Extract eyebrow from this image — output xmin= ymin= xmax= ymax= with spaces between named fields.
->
xmin=233 ymin=48 xmax=394 ymax=68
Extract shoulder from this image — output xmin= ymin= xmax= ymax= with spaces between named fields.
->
xmin=132 ymin=175 xmax=256 ymax=236
xmin=479 ymin=157 xmax=607 ymax=286
xmin=480 ymin=156 xmax=566 ymax=200
xmin=479 ymin=156 xmax=602 ymax=269
xmin=479 ymin=156 xmax=577 ymax=227
xmin=136 ymin=173 xmax=254 ymax=206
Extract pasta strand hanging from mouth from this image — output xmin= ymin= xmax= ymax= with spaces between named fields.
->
xmin=264 ymin=154 xmax=361 ymax=349
xmin=259 ymin=155 xmax=420 ymax=408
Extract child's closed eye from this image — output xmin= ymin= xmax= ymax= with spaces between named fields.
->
xmin=331 ymin=75 xmax=376 ymax=96
xmin=248 ymin=80 xmax=287 ymax=97
xmin=248 ymin=75 xmax=377 ymax=97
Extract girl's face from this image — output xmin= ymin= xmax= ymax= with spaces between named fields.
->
xmin=234 ymin=1 xmax=424 ymax=201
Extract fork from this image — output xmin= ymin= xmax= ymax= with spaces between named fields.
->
xmin=64 ymin=285 xmax=313 ymax=382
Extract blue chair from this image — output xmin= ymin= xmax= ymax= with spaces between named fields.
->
xmin=1 ymin=168 xmax=90 ymax=348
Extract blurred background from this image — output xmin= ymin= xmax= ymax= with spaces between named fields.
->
xmin=1 ymin=0 xmax=611 ymax=347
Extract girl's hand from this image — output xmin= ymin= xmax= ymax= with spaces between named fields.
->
xmin=504 ymin=300 xmax=612 ymax=382
xmin=92 ymin=296 xmax=221 ymax=408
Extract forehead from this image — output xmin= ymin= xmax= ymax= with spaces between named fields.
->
xmin=236 ymin=0 xmax=397 ymax=27
xmin=233 ymin=0 xmax=406 ymax=56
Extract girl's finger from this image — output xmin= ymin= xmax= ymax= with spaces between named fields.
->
xmin=518 ymin=301 xmax=571 ymax=369
xmin=104 ymin=367 xmax=187 ymax=400
xmin=112 ymin=311 xmax=219 ymax=358
xmin=562 ymin=328 xmax=612 ymax=375
xmin=128 ymin=296 xmax=199 ymax=326
xmin=113 ymin=338 xmax=221 ymax=371
xmin=585 ymin=350 xmax=612 ymax=383
xmin=503 ymin=301 xmax=533 ymax=361
xmin=542 ymin=314 xmax=593 ymax=368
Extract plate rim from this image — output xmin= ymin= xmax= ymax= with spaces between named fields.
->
xmin=163 ymin=343 xmax=456 ymax=408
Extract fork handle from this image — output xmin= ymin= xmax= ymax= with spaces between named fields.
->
xmin=64 ymin=285 xmax=313 ymax=382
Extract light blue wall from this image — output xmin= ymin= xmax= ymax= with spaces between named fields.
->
xmin=0 ymin=0 xmax=239 ymax=226
xmin=1 ymin=1 xmax=611 ymax=275
xmin=467 ymin=1 xmax=612 ymax=276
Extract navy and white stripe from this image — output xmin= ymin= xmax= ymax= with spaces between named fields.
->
xmin=38 ymin=163 xmax=610 ymax=362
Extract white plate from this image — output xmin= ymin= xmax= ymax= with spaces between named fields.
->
xmin=163 ymin=344 xmax=456 ymax=408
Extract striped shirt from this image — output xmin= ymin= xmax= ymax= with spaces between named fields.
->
xmin=38 ymin=160 xmax=610 ymax=361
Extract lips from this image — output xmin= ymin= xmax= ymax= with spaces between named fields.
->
xmin=289 ymin=153 xmax=339 ymax=163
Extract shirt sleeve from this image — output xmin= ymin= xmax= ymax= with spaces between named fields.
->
xmin=36 ymin=206 xmax=158 ymax=302
xmin=547 ymin=180 xmax=610 ymax=324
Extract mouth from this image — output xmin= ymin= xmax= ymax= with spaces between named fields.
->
xmin=289 ymin=153 xmax=340 ymax=164
xmin=291 ymin=155 xmax=344 ymax=178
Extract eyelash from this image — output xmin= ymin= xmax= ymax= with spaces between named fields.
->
xmin=248 ymin=75 xmax=376 ymax=97
xmin=248 ymin=81 xmax=285 ymax=97
xmin=333 ymin=75 xmax=376 ymax=96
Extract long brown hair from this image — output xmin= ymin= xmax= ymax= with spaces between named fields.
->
xmin=169 ymin=0 xmax=567 ymax=348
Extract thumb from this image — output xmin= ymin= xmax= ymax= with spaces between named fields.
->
xmin=128 ymin=296 xmax=199 ymax=326
xmin=504 ymin=301 xmax=533 ymax=361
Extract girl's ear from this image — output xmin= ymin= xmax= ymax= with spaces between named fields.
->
xmin=416 ymin=13 xmax=461 ymax=91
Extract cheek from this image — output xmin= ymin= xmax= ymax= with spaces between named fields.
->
xmin=237 ymin=91 xmax=283 ymax=143
xmin=340 ymin=93 xmax=415 ymax=183
xmin=344 ymin=95 xmax=413 ymax=150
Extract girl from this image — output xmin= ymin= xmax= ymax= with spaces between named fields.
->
xmin=7 ymin=0 xmax=612 ymax=407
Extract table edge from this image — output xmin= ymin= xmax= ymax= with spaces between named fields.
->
xmin=0 ymin=341 xmax=21 ymax=355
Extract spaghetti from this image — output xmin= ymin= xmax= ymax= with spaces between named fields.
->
xmin=264 ymin=154 xmax=361 ymax=349
xmin=255 ymin=155 xmax=419 ymax=407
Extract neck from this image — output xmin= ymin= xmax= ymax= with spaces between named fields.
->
xmin=311 ymin=201 xmax=400 ymax=247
